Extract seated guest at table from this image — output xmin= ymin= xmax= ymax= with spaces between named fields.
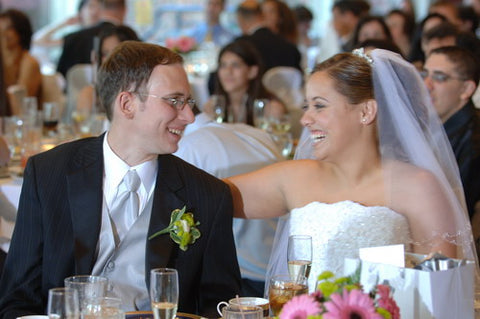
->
xmin=226 ymin=49 xmax=477 ymax=291
xmin=385 ymin=9 xmax=415 ymax=59
xmin=56 ymin=0 xmax=127 ymax=78
xmin=186 ymin=0 xmax=234 ymax=48
xmin=32 ymin=0 xmax=102 ymax=71
xmin=351 ymin=16 xmax=392 ymax=49
xmin=0 ymin=9 xmax=41 ymax=114
xmin=261 ymin=0 xmax=298 ymax=45
xmin=203 ymin=40 xmax=287 ymax=125
xmin=236 ymin=0 xmax=301 ymax=71
xmin=175 ymin=116 xmax=284 ymax=297
xmin=77 ymin=24 xmax=140 ymax=112
xmin=0 ymin=41 xmax=241 ymax=317
xmin=422 ymin=46 xmax=480 ymax=220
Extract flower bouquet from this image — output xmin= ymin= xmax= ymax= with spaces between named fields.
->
xmin=165 ymin=36 xmax=197 ymax=54
xmin=278 ymin=270 xmax=400 ymax=319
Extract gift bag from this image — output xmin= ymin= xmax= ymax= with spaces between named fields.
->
xmin=344 ymin=254 xmax=475 ymax=319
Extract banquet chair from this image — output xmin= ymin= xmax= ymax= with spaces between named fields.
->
xmin=262 ymin=66 xmax=305 ymax=139
xmin=65 ymin=64 xmax=94 ymax=123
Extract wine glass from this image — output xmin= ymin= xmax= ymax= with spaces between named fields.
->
xmin=47 ymin=287 xmax=80 ymax=319
xmin=253 ymin=99 xmax=270 ymax=130
xmin=64 ymin=275 xmax=108 ymax=314
xmin=43 ymin=102 xmax=61 ymax=137
xmin=271 ymin=132 xmax=294 ymax=159
xmin=212 ymin=95 xmax=226 ymax=123
xmin=150 ymin=268 xmax=179 ymax=319
xmin=287 ymin=235 xmax=312 ymax=280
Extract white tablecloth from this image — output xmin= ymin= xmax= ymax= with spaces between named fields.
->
xmin=0 ymin=176 xmax=22 ymax=252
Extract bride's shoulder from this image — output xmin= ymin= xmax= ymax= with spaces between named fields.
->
xmin=386 ymin=160 xmax=443 ymax=197
xmin=276 ymin=159 xmax=327 ymax=177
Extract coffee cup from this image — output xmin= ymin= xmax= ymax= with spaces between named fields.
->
xmin=217 ymin=297 xmax=269 ymax=318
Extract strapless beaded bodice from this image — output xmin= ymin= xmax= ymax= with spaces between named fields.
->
xmin=289 ymin=200 xmax=412 ymax=290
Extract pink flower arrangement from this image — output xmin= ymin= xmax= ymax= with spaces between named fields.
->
xmin=279 ymin=271 xmax=400 ymax=319
xmin=165 ymin=36 xmax=197 ymax=54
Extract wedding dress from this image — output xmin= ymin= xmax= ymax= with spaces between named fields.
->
xmin=275 ymin=200 xmax=412 ymax=291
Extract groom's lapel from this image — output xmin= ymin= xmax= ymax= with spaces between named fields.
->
xmin=146 ymin=155 xmax=187 ymax=271
xmin=66 ymin=136 xmax=105 ymax=274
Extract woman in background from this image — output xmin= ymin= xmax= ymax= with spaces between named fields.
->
xmin=386 ymin=9 xmax=416 ymax=58
xmin=261 ymin=0 xmax=298 ymax=44
xmin=352 ymin=16 xmax=392 ymax=48
xmin=203 ymin=40 xmax=286 ymax=125
xmin=76 ymin=25 xmax=140 ymax=113
xmin=0 ymin=9 xmax=41 ymax=113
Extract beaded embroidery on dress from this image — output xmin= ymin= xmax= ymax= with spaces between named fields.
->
xmin=271 ymin=200 xmax=412 ymax=292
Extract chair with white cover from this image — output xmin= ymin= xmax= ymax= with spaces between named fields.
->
xmin=262 ymin=66 xmax=305 ymax=139
xmin=65 ymin=64 xmax=94 ymax=123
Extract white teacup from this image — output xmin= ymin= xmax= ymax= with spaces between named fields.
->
xmin=217 ymin=297 xmax=269 ymax=318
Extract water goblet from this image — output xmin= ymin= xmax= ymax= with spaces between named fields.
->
xmin=220 ymin=305 xmax=263 ymax=319
xmin=212 ymin=95 xmax=226 ymax=123
xmin=47 ymin=287 xmax=80 ymax=319
xmin=64 ymin=275 xmax=108 ymax=314
xmin=82 ymin=296 xmax=124 ymax=319
xmin=268 ymin=274 xmax=308 ymax=316
xmin=271 ymin=131 xmax=294 ymax=159
xmin=287 ymin=235 xmax=312 ymax=280
xmin=150 ymin=268 xmax=179 ymax=319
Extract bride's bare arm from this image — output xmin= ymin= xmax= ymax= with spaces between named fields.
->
xmin=396 ymin=169 xmax=458 ymax=258
xmin=225 ymin=161 xmax=293 ymax=219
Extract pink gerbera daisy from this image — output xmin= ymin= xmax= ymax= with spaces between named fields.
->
xmin=323 ymin=289 xmax=383 ymax=319
xmin=280 ymin=294 xmax=322 ymax=319
xmin=376 ymin=285 xmax=400 ymax=319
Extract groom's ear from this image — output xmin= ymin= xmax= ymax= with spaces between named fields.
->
xmin=359 ymin=99 xmax=377 ymax=125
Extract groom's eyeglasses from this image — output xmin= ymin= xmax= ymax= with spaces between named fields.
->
xmin=134 ymin=93 xmax=196 ymax=111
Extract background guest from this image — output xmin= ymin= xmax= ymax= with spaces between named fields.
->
xmin=458 ymin=5 xmax=479 ymax=34
xmin=351 ymin=16 xmax=392 ymax=48
xmin=261 ymin=0 xmax=298 ymax=44
xmin=421 ymin=46 xmax=480 ymax=220
xmin=186 ymin=0 xmax=234 ymax=48
xmin=203 ymin=40 xmax=286 ymax=125
xmin=408 ymin=12 xmax=447 ymax=69
xmin=32 ymin=0 xmax=101 ymax=72
xmin=385 ymin=9 xmax=415 ymax=58
xmin=56 ymin=0 xmax=127 ymax=78
xmin=421 ymin=21 xmax=458 ymax=58
xmin=0 ymin=9 xmax=41 ymax=113
xmin=235 ymin=0 xmax=301 ymax=71
xmin=76 ymin=24 xmax=140 ymax=113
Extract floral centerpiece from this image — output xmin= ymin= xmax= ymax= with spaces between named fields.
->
xmin=279 ymin=270 xmax=400 ymax=319
xmin=165 ymin=36 xmax=197 ymax=54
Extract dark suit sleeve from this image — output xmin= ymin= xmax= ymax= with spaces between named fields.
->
xmin=0 ymin=159 xmax=46 ymax=318
xmin=197 ymin=182 xmax=241 ymax=316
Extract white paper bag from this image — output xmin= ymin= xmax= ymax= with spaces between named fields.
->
xmin=344 ymin=254 xmax=475 ymax=319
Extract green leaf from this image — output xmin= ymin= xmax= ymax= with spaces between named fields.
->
xmin=376 ymin=307 xmax=392 ymax=319
xmin=317 ymin=271 xmax=335 ymax=281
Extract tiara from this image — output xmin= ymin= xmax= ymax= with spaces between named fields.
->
xmin=352 ymin=48 xmax=374 ymax=65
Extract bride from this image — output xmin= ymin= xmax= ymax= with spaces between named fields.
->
xmin=226 ymin=49 xmax=477 ymax=291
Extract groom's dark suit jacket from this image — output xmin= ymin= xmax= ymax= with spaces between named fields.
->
xmin=0 ymin=135 xmax=241 ymax=318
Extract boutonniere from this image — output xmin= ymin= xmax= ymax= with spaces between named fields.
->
xmin=148 ymin=206 xmax=201 ymax=251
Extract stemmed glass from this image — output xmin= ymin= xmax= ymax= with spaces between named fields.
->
xmin=212 ymin=95 xmax=226 ymax=123
xmin=253 ymin=99 xmax=270 ymax=130
xmin=287 ymin=235 xmax=312 ymax=280
xmin=47 ymin=287 xmax=80 ymax=319
xmin=150 ymin=268 xmax=179 ymax=319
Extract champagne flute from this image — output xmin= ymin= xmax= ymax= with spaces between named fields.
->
xmin=150 ymin=268 xmax=179 ymax=319
xmin=287 ymin=235 xmax=312 ymax=280
xmin=253 ymin=99 xmax=270 ymax=130
xmin=212 ymin=95 xmax=226 ymax=123
xmin=48 ymin=287 xmax=80 ymax=319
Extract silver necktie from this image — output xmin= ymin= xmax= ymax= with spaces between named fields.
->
xmin=110 ymin=169 xmax=141 ymax=243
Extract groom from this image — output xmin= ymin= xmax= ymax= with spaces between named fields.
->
xmin=0 ymin=41 xmax=241 ymax=318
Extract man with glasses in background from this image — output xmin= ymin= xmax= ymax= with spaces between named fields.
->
xmin=421 ymin=46 xmax=480 ymax=227
xmin=0 ymin=41 xmax=241 ymax=317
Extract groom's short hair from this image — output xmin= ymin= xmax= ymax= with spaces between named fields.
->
xmin=96 ymin=41 xmax=183 ymax=120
